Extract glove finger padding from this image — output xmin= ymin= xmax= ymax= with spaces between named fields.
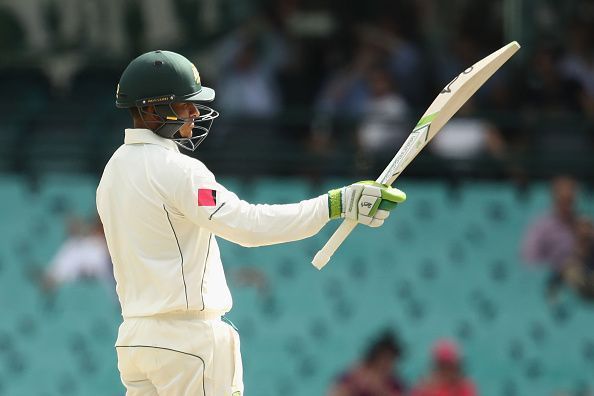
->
xmin=366 ymin=210 xmax=390 ymax=228
xmin=369 ymin=219 xmax=385 ymax=228
xmin=374 ymin=209 xmax=391 ymax=220
xmin=354 ymin=212 xmax=388 ymax=227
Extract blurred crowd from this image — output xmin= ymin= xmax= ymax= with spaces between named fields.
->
xmin=328 ymin=328 xmax=593 ymax=396
xmin=1 ymin=0 xmax=594 ymax=179
xmin=328 ymin=332 xmax=477 ymax=396
xmin=522 ymin=176 xmax=594 ymax=304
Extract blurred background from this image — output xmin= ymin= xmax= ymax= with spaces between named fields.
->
xmin=1 ymin=0 xmax=594 ymax=395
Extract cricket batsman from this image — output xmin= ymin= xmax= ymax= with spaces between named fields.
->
xmin=96 ymin=50 xmax=406 ymax=395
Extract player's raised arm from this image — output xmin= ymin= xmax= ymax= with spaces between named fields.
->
xmin=172 ymin=170 xmax=406 ymax=248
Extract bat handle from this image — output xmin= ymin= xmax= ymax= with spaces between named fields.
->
xmin=312 ymin=219 xmax=358 ymax=269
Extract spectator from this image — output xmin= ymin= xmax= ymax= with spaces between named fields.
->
xmin=230 ymin=267 xmax=270 ymax=297
xmin=211 ymin=17 xmax=287 ymax=155
xmin=356 ymin=20 xmax=425 ymax=107
xmin=311 ymin=31 xmax=389 ymax=150
xmin=429 ymin=100 xmax=506 ymax=162
xmin=328 ymin=331 xmax=405 ymax=396
xmin=562 ymin=216 xmax=594 ymax=301
xmin=215 ymin=18 xmax=287 ymax=118
xmin=42 ymin=216 xmax=113 ymax=292
xmin=519 ymin=44 xmax=583 ymax=114
xmin=357 ymin=67 xmax=410 ymax=164
xmin=521 ymin=176 xmax=579 ymax=300
xmin=216 ymin=38 xmax=282 ymax=117
xmin=559 ymin=23 xmax=594 ymax=113
xmin=411 ymin=339 xmax=478 ymax=396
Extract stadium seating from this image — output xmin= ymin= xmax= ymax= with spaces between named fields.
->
xmin=0 ymin=175 xmax=593 ymax=395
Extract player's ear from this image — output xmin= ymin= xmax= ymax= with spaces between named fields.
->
xmin=129 ymin=107 xmax=140 ymax=121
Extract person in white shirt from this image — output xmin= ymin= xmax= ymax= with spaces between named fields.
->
xmin=43 ymin=216 xmax=112 ymax=291
xmin=97 ymin=50 xmax=407 ymax=396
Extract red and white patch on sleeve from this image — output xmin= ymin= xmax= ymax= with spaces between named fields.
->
xmin=197 ymin=189 xmax=217 ymax=206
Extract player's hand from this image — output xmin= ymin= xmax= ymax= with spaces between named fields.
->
xmin=328 ymin=181 xmax=406 ymax=227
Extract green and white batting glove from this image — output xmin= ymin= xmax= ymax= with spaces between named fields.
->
xmin=328 ymin=181 xmax=406 ymax=227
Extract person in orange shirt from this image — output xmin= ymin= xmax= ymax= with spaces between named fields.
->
xmin=410 ymin=340 xmax=478 ymax=396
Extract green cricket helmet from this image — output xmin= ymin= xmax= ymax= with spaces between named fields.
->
xmin=116 ymin=50 xmax=219 ymax=151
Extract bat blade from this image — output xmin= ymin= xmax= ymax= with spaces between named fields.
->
xmin=312 ymin=41 xmax=521 ymax=270
xmin=380 ymin=41 xmax=521 ymax=187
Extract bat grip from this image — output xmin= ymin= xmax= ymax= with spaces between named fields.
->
xmin=311 ymin=219 xmax=358 ymax=269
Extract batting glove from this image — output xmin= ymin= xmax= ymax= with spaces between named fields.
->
xmin=328 ymin=181 xmax=406 ymax=227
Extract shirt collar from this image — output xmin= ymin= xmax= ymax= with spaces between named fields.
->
xmin=124 ymin=129 xmax=179 ymax=152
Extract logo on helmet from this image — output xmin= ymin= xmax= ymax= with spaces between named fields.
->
xmin=191 ymin=64 xmax=201 ymax=85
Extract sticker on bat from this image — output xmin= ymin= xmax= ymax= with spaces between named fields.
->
xmin=386 ymin=125 xmax=429 ymax=182
xmin=441 ymin=66 xmax=474 ymax=94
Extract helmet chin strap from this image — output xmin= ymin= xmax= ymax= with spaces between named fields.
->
xmin=153 ymin=104 xmax=184 ymax=140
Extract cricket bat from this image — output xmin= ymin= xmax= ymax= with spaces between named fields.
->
xmin=312 ymin=41 xmax=521 ymax=270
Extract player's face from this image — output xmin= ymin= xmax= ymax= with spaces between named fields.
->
xmin=172 ymin=102 xmax=200 ymax=138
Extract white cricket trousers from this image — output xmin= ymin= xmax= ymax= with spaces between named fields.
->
xmin=115 ymin=311 xmax=243 ymax=396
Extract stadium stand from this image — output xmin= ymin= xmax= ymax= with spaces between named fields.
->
xmin=0 ymin=176 xmax=593 ymax=395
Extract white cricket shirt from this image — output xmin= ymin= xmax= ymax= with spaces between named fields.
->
xmin=96 ymin=129 xmax=329 ymax=318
